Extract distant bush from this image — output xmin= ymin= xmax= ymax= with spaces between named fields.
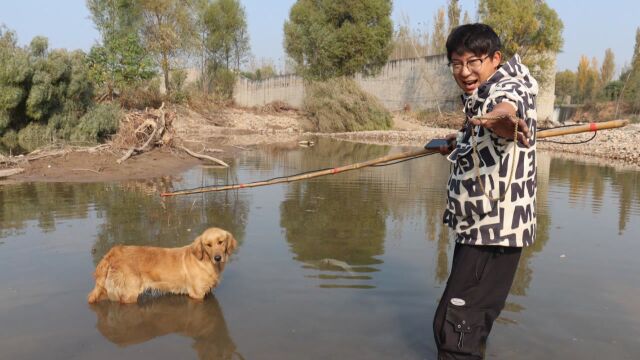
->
xmin=71 ymin=103 xmax=122 ymax=143
xmin=17 ymin=122 xmax=49 ymax=152
xmin=0 ymin=28 xmax=119 ymax=150
xmin=211 ymin=68 xmax=236 ymax=100
xmin=303 ymin=77 xmax=392 ymax=132
xmin=0 ymin=129 xmax=18 ymax=149
xmin=118 ymin=79 xmax=163 ymax=110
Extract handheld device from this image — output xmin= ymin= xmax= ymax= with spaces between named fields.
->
xmin=424 ymin=138 xmax=452 ymax=150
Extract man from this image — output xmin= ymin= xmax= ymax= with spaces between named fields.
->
xmin=433 ymin=23 xmax=538 ymax=359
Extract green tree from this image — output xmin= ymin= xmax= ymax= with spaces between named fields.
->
xmin=622 ymin=27 xmax=640 ymax=111
xmin=138 ymin=0 xmax=196 ymax=96
xmin=555 ymin=70 xmax=576 ymax=104
xmin=204 ymin=0 xmax=250 ymax=71
xmin=478 ymin=0 xmax=563 ymax=85
xmin=86 ymin=0 xmax=156 ymax=97
xmin=283 ymin=0 xmax=393 ymax=80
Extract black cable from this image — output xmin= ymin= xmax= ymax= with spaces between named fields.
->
xmin=370 ymin=152 xmax=436 ymax=166
xmin=539 ymin=131 xmax=597 ymax=145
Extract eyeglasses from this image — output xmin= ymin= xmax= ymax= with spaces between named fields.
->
xmin=448 ymin=55 xmax=490 ymax=74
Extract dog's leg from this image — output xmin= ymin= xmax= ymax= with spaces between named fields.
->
xmin=187 ymin=288 xmax=206 ymax=301
xmin=87 ymin=285 xmax=106 ymax=303
xmin=88 ymin=259 xmax=111 ymax=303
xmin=119 ymin=276 xmax=142 ymax=304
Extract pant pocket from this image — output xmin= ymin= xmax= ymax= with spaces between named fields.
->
xmin=439 ymin=304 xmax=487 ymax=357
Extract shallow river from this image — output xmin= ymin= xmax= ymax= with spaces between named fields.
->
xmin=1 ymin=139 xmax=639 ymax=360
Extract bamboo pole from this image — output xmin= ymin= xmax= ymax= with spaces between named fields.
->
xmin=160 ymin=119 xmax=629 ymax=197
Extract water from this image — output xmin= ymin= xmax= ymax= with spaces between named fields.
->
xmin=1 ymin=138 xmax=639 ymax=360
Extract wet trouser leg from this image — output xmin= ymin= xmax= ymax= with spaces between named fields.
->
xmin=433 ymin=243 xmax=522 ymax=360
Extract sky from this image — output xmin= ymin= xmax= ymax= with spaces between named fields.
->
xmin=0 ymin=0 xmax=638 ymax=75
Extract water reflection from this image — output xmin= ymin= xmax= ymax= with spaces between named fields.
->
xmin=90 ymin=296 xmax=239 ymax=360
xmin=91 ymin=179 xmax=248 ymax=263
xmin=548 ymin=156 xmax=640 ymax=234
xmin=280 ymin=140 xmax=390 ymax=289
xmin=1 ymin=141 xmax=639 ymax=359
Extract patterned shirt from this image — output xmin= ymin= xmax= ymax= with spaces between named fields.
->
xmin=443 ymin=54 xmax=538 ymax=247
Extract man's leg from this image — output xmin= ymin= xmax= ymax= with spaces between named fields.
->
xmin=433 ymin=243 xmax=522 ymax=359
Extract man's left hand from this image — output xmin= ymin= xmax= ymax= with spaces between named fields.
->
xmin=469 ymin=104 xmax=531 ymax=147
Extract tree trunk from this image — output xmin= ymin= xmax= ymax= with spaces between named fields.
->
xmin=162 ymin=53 xmax=171 ymax=96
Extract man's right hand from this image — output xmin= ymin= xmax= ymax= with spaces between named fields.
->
xmin=438 ymin=133 xmax=457 ymax=155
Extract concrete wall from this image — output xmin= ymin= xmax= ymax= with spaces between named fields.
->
xmin=234 ymin=74 xmax=305 ymax=109
xmin=535 ymin=56 xmax=556 ymax=122
xmin=232 ymin=53 xmax=555 ymax=121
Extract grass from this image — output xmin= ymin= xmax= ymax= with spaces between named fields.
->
xmin=303 ymin=77 xmax=392 ymax=132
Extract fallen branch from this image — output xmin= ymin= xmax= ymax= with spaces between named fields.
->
xmin=0 ymin=168 xmax=24 ymax=178
xmin=178 ymin=145 xmax=229 ymax=167
xmin=71 ymin=168 xmax=102 ymax=174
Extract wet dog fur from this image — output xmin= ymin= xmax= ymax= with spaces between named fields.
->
xmin=87 ymin=227 xmax=237 ymax=304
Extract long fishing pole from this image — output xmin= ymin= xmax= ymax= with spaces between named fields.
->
xmin=161 ymin=119 xmax=629 ymax=197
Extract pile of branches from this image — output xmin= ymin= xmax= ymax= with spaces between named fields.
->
xmin=111 ymin=103 xmax=174 ymax=163
xmin=112 ymin=103 xmax=227 ymax=167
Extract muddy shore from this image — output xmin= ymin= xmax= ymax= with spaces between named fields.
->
xmin=2 ymin=107 xmax=639 ymax=183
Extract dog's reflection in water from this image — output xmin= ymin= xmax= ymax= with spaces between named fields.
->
xmin=90 ymin=295 xmax=239 ymax=360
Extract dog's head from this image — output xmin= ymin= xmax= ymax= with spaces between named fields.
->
xmin=192 ymin=227 xmax=238 ymax=263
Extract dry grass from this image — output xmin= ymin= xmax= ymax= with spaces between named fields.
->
xmin=414 ymin=110 xmax=465 ymax=129
xmin=303 ymin=77 xmax=393 ymax=133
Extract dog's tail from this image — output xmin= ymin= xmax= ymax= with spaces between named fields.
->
xmin=87 ymin=256 xmax=111 ymax=303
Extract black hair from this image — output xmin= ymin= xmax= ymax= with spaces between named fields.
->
xmin=445 ymin=23 xmax=501 ymax=61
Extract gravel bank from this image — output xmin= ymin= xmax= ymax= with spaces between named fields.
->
xmin=319 ymin=122 xmax=640 ymax=170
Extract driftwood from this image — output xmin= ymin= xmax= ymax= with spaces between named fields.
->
xmin=178 ymin=145 xmax=229 ymax=167
xmin=0 ymin=144 xmax=110 ymax=173
xmin=0 ymin=168 xmax=24 ymax=178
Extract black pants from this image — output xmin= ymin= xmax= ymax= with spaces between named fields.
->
xmin=433 ymin=243 xmax=522 ymax=360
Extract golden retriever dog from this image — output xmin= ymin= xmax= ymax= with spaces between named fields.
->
xmin=88 ymin=227 xmax=237 ymax=304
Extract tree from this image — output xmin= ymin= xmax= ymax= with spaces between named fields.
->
xmin=447 ymin=0 xmax=461 ymax=34
xmin=478 ymin=0 xmax=563 ymax=85
xmin=576 ymin=55 xmax=599 ymax=102
xmin=462 ymin=11 xmax=472 ymax=25
xmin=431 ymin=7 xmax=446 ymax=54
xmin=622 ymin=27 xmax=640 ymax=111
xmin=86 ymin=0 xmax=156 ymax=96
xmin=554 ymin=70 xmax=576 ymax=104
xmin=204 ymin=0 xmax=250 ymax=71
xmin=600 ymin=48 xmax=615 ymax=85
xmin=390 ymin=13 xmax=428 ymax=60
xmin=284 ymin=0 xmax=393 ymax=80
xmin=138 ymin=0 xmax=196 ymax=96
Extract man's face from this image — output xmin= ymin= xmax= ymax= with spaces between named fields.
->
xmin=449 ymin=51 xmax=502 ymax=94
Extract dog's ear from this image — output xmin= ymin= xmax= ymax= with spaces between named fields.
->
xmin=225 ymin=232 xmax=238 ymax=256
xmin=191 ymin=236 xmax=205 ymax=261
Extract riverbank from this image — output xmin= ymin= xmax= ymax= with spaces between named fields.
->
xmin=2 ymin=106 xmax=638 ymax=183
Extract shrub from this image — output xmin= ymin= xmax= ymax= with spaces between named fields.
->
xmin=17 ymin=122 xmax=49 ymax=151
xmin=212 ymin=68 xmax=236 ymax=100
xmin=71 ymin=103 xmax=122 ymax=143
xmin=303 ymin=77 xmax=392 ymax=132
xmin=118 ymin=79 xmax=163 ymax=110
xmin=1 ymin=128 xmax=18 ymax=149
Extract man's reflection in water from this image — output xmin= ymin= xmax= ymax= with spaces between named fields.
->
xmin=89 ymin=295 xmax=240 ymax=360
